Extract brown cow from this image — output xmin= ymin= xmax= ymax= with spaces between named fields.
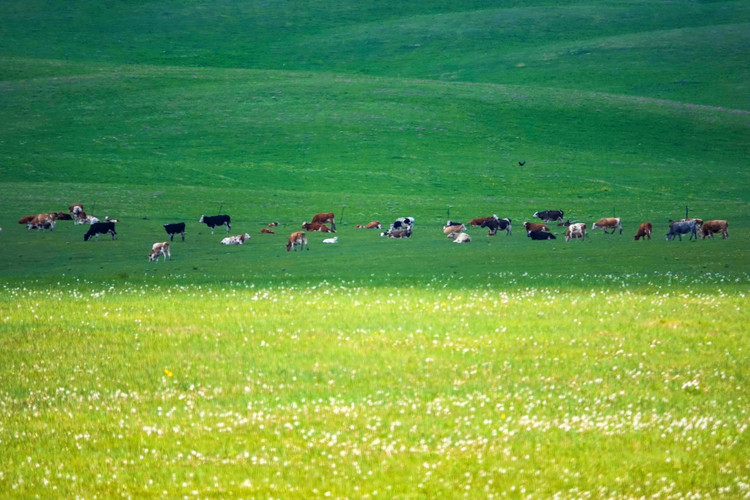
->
xmin=302 ymin=222 xmax=335 ymax=233
xmin=469 ymin=215 xmax=498 ymax=226
xmin=268 ymin=222 xmax=280 ymax=227
xmin=28 ymin=213 xmax=58 ymax=231
xmin=443 ymin=224 xmax=466 ymax=235
xmin=700 ymin=220 xmax=729 ymax=239
xmin=69 ymin=204 xmax=84 ymax=214
xmin=18 ymin=215 xmax=36 ymax=224
xmin=634 ymin=222 xmax=653 ymax=241
xmin=286 ymin=232 xmax=309 ymax=252
xmin=592 ymin=217 xmax=622 ymax=235
xmin=55 ymin=212 xmax=73 ymax=221
xmin=261 ymin=228 xmax=275 ymax=234
xmin=522 ymin=222 xmax=550 ymax=234
xmin=356 ymin=221 xmax=382 ymax=229
xmin=565 ymin=223 xmax=588 ymax=242
xmin=311 ymin=212 xmax=335 ymax=230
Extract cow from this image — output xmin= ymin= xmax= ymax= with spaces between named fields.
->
xmin=260 ymin=228 xmax=275 ymax=234
xmin=148 ymin=242 xmax=171 ymax=262
xmin=55 ymin=212 xmax=73 ymax=221
xmin=448 ymin=232 xmax=471 ymax=243
xmin=74 ymin=211 xmax=98 ymax=225
xmin=163 ymin=222 xmax=186 ymax=241
xmin=302 ymin=222 xmax=335 ymax=233
xmin=666 ymin=220 xmax=698 ymax=241
xmin=381 ymin=217 xmax=415 ymax=236
xmin=28 ymin=213 xmax=58 ymax=231
xmin=469 ymin=215 xmax=498 ymax=226
xmin=268 ymin=222 xmax=280 ymax=227
xmin=18 ymin=215 xmax=36 ymax=225
xmin=355 ymin=221 xmax=382 ymax=229
xmin=533 ymin=210 xmax=564 ymax=223
xmin=84 ymin=222 xmax=117 ymax=241
xmin=592 ymin=217 xmax=622 ymax=235
xmin=104 ymin=216 xmax=120 ymax=223
xmin=322 ymin=236 xmax=338 ymax=244
xmin=286 ymin=232 xmax=309 ymax=252
xmin=634 ymin=222 xmax=653 ymax=241
xmin=386 ymin=228 xmax=412 ymax=239
xmin=69 ymin=204 xmax=84 ymax=215
xmin=565 ymin=223 xmax=587 ymax=242
xmin=481 ymin=217 xmax=512 ymax=236
xmin=199 ymin=214 xmax=231 ymax=234
xmin=700 ymin=220 xmax=729 ymax=239
xmin=672 ymin=218 xmax=703 ymax=229
xmin=446 ymin=220 xmax=463 ymax=227
xmin=528 ymin=230 xmax=556 ymax=240
xmin=311 ymin=212 xmax=336 ymax=231
xmin=221 ymin=233 xmax=251 ymax=245
xmin=443 ymin=224 xmax=466 ymax=235
xmin=523 ymin=222 xmax=550 ymax=234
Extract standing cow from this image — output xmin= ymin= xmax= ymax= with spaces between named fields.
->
xmin=592 ymin=218 xmax=622 ymax=235
xmin=286 ymin=232 xmax=309 ymax=252
xmin=533 ymin=210 xmax=564 ymax=223
xmin=164 ymin=222 xmax=186 ymax=241
xmin=148 ymin=242 xmax=171 ymax=262
xmin=634 ymin=222 xmax=652 ymax=241
xmin=700 ymin=220 xmax=729 ymax=239
xmin=666 ymin=220 xmax=698 ymax=241
xmin=310 ymin=212 xmax=336 ymax=231
xmin=199 ymin=215 xmax=231 ymax=234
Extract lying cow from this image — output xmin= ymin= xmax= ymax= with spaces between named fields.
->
xmin=528 ymin=230 xmax=556 ymax=240
xmin=481 ymin=217 xmax=511 ymax=236
xmin=55 ymin=212 xmax=73 ymax=221
xmin=592 ymin=217 xmax=622 ymax=235
xmin=523 ymin=222 xmax=550 ymax=234
xmin=84 ymin=222 xmax=117 ymax=241
xmin=322 ymin=236 xmax=338 ymax=244
xmin=666 ymin=219 xmax=697 ymax=241
xmin=381 ymin=217 xmax=415 ymax=237
xmin=448 ymin=232 xmax=471 ymax=243
xmin=533 ymin=210 xmax=564 ymax=223
xmin=700 ymin=220 xmax=729 ymax=239
xmin=311 ymin=212 xmax=336 ymax=231
xmin=18 ymin=215 xmax=36 ymax=225
xmin=565 ymin=223 xmax=587 ymax=242
xmin=163 ymin=222 xmax=186 ymax=241
xmin=386 ymin=228 xmax=412 ymax=239
xmin=355 ymin=221 xmax=382 ymax=229
xmin=302 ymin=222 xmax=335 ymax=233
xmin=74 ymin=211 xmax=98 ymax=225
xmin=634 ymin=222 xmax=653 ymax=241
xmin=148 ymin=242 xmax=171 ymax=262
xmin=199 ymin=214 xmax=231 ymax=234
xmin=286 ymin=232 xmax=309 ymax=252
xmin=469 ymin=215 xmax=498 ymax=226
xmin=443 ymin=223 xmax=466 ymax=235
xmin=221 ymin=233 xmax=251 ymax=245
xmin=260 ymin=228 xmax=275 ymax=234
xmin=268 ymin=221 xmax=280 ymax=227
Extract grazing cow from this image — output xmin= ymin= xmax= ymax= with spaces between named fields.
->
xmin=355 ymin=221 xmax=382 ymax=229
xmin=55 ymin=212 xmax=73 ymax=221
xmin=148 ymin=242 xmax=171 ymax=262
xmin=443 ymin=224 xmax=466 ymax=235
xmin=199 ymin=214 xmax=231 ymax=234
xmin=69 ymin=204 xmax=84 ymax=215
xmin=533 ymin=210 xmax=564 ymax=223
xmin=469 ymin=215 xmax=498 ymax=226
xmin=634 ymin=222 xmax=653 ymax=241
xmin=84 ymin=222 xmax=117 ymax=241
xmin=268 ymin=222 xmax=280 ymax=227
xmin=523 ymin=222 xmax=550 ymax=234
xmin=592 ymin=217 xmax=622 ymax=235
xmin=302 ymin=222 xmax=335 ymax=233
xmin=666 ymin=219 xmax=698 ymax=241
xmin=481 ymin=217 xmax=512 ymax=236
xmin=322 ymin=236 xmax=338 ymax=244
xmin=18 ymin=215 xmax=36 ymax=225
xmin=286 ymin=232 xmax=309 ymax=252
xmin=381 ymin=217 xmax=415 ymax=236
xmin=448 ymin=232 xmax=471 ymax=243
xmin=163 ymin=222 xmax=186 ymax=241
xmin=311 ymin=212 xmax=336 ymax=231
xmin=565 ymin=223 xmax=588 ymax=242
xmin=528 ymin=230 xmax=556 ymax=240
xmin=700 ymin=220 xmax=729 ymax=239
xmin=261 ymin=228 xmax=275 ymax=234
xmin=221 ymin=233 xmax=251 ymax=245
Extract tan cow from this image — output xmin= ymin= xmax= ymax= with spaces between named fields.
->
xmin=356 ymin=221 xmax=382 ymax=229
xmin=700 ymin=220 xmax=729 ymax=239
xmin=311 ymin=212 xmax=335 ymax=230
xmin=302 ymin=222 xmax=335 ymax=233
xmin=261 ymin=228 xmax=275 ymax=234
xmin=523 ymin=222 xmax=550 ymax=234
xmin=443 ymin=224 xmax=466 ymax=235
xmin=448 ymin=232 xmax=471 ymax=243
xmin=565 ymin=223 xmax=587 ymax=242
xmin=634 ymin=222 xmax=652 ymax=241
xmin=592 ymin=217 xmax=622 ymax=235
xmin=286 ymin=232 xmax=309 ymax=252
xmin=148 ymin=242 xmax=171 ymax=262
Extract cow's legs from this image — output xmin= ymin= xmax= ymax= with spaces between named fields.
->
xmin=226 ymin=222 xmax=231 ymax=234
xmin=181 ymin=231 xmax=185 ymax=242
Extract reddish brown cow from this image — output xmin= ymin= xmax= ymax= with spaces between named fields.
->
xmin=469 ymin=215 xmax=497 ymax=226
xmin=69 ymin=204 xmax=84 ymax=214
xmin=302 ymin=222 xmax=335 ymax=233
xmin=700 ymin=220 xmax=729 ymax=239
xmin=634 ymin=222 xmax=652 ymax=241
xmin=268 ymin=222 xmax=280 ymax=227
xmin=286 ymin=232 xmax=309 ymax=252
xmin=522 ymin=222 xmax=550 ymax=234
xmin=261 ymin=228 xmax=275 ymax=234
xmin=18 ymin=215 xmax=36 ymax=224
xmin=356 ymin=221 xmax=382 ymax=229
xmin=311 ymin=212 xmax=335 ymax=230
xmin=55 ymin=212 xmax=73 ymax=221
xmin=592 ymin=217 xmax=622 ymax=235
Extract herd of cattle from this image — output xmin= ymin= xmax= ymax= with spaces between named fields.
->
xmin=14 ymin=205 xmax=731 ymax=261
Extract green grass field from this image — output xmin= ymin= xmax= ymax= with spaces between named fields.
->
xmin=1 ymin=0 xmax=749 ymax=498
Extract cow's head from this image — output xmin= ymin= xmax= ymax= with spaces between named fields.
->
xmin=199 ymin=215 xmax=205 ymax=223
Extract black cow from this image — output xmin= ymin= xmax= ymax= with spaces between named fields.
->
xmin=533 ymin=210 xmax=564 ymax=223
xmin=528 ymin=230 xmax=556 ymax=240
xmin=84 ymin=222 xmax=117 ymax=241
xmin=666 ymin=220 xmax=698 ymax=241
xmin=199 ymin=215 xmax=231 ymax=234
xmin=164 ymin=222 xmax=186 ymax=241
xmin=481 ymin=217 xmax=512 ymax=236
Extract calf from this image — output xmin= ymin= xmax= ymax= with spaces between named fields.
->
xmin=443 ymin=223 xmax=466 ymax=235
xmin=481 ymin=217 xmax=512 ymax=236
xmin=565 ymin=223 xmax=587 ymax=242
xmin=163 ymin=222 xmax=186 ymax=241
xmin=221 ymin=233 xmax=251 ymax=245
xmin=528 ymin=230 xmax=556 ymax=240
xmin=84 ymin=222 xmax=117 ymax=241
xmin=634 ymin=222 xmax=652 ymax=241
xmin=199 ymin=214 xmax=231 ymax=234
xmin=700 ymin=220 xmax=729 ymax=239
xmin=448 ymin=232 xmax=471 ymax=243
xmin=355 ymin=221 xmax=382 ymax=229
xmin=311 ymin=212 xmax=336 ymax=231
xmin=469 ymin=215 xmax=498 ymax=226
xmin=148 ymin=242 xmax=171 ymax=262
xmin=302 ymin=222 xmax=335 ymax=233
xmin=286 ymin=232 xmax=309 ymax=252
xmin=322 ymin=236 xmax=338 ymax=244
xmin=260 ymin=228 xmax=275 ymax=234
xmin=523 ymin=222 xmax=549 ymax=234
xmin=592 ymin=217 xmax=622 ymax=235
xmin=666 ymin=220 xmax=697 ymax=241
xmin=533 ymin=210 xmax=564 ymax=223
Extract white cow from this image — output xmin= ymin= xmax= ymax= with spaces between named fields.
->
xmin=221 ymin=233 xmax=251 ymax=245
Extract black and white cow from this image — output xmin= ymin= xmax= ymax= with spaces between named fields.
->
xmin=381 ymin=217 xmax=415 ymax=237
xmin=84 ymin=222 xmax=117 ymax=241
xmin=199 ymin=215 xmax=231 ymax=234
xmin=481 ymin=217 xmax=512 ymax=236
xmin=666 ymin=219 xmax=698 ymax=241
xmin=527 ymin=230 xmax=556 ymax=240
xmin=533 ymin=210 xmax=564 ymax=223
xmin=164 ymin=222 xmax=186 ymax=241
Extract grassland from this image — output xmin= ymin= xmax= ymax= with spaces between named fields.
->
xmin=1 ymin=0 xmax=749 ymax=497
